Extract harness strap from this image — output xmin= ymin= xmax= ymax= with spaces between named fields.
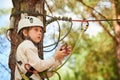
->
xmin=24 ymin=67 xmax=35 ymax=80
xmin=16 ymin=64 xmax=29 ymax=80
xmin=17 ymin=61 xmax=35 ymax=80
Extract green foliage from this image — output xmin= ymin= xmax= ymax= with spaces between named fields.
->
xmin=0 ymin=26 xmax=9 ymax=35
xmin=50 ymin=30 xmax=118 ymax=80
xmin=0 ymin=9 xmax=11 ymax=16
xmin=79 ymin=32 xmax=117 ymax=80
xmin=0 ymin=8 xmax=11 ymax=35
xmin=47 ymin=0 xmax=120 ymax=80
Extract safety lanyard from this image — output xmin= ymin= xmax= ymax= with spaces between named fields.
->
xmin=16 ymin=63 xmax=30 ymax=80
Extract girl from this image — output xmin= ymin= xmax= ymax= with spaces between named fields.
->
xmin=15 ymin=16 xmax=71 ymax=80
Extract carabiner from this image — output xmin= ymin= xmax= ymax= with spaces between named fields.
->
xmin=60 ymin=42 xmax=68 ymax=51
xmin=81 ymin=20 xmax=89 ymax=31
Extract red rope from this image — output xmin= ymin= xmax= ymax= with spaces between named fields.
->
xmin=72 ymin=20 xmax=89 ymax=22
xmin=72 ymin=19 xmax=120 ymax=22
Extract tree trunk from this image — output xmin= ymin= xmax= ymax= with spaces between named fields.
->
xmin=111 ymin=0 xmax=120 ymax=77
xmin=8 ymin=0 xmax=45 ymax=80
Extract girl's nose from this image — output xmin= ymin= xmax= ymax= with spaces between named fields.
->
xmin=38 ymin=31 xmax=42 ymax=35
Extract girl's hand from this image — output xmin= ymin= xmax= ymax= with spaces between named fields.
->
xmin=60 ymin=45 xmax=71 ymax=56
xmin=55 ymin=44 xmax=72 ymax=61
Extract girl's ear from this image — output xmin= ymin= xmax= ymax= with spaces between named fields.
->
xmin=22 ymin=29 xmax=28 ymax=37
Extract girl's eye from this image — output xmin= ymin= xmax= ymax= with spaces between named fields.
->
xmin=34 ymin=28 xmax=39 ymax=31
xmin=39 ymin=29 xmax=42 ymax=32
xmin=34 ymin=28 xmax=42 ymax=32
xmin=35 ymin=29 xmax=38 ymax=31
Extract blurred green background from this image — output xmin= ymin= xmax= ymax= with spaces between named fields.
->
xmin=0 ymin=0 xmax=120 ymax=80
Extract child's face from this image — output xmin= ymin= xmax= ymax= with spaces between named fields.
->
xmin=28 ymin=26 xmax=43 ymax=43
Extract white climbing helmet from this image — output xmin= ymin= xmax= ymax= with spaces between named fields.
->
xmin=17 ymin=16 xmax=43 ymax=33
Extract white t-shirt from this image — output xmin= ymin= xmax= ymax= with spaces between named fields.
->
xmin=15 ymin=40 xmax=61 ymax=80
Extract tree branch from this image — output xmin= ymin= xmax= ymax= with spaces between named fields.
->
xmin=79 ymin=1 xmax=116 ymax=43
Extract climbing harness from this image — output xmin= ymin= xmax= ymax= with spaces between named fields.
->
xmin=24 ymin=64 xmax=38 ymax=74
xmin=16 ymin=60 xmax=36 ymax=80
xmin=17 ymin=62 xmax=49 ymax=80
xmin=16 ymin=63 xmax=31 ymax=80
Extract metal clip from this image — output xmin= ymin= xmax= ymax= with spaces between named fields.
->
xmin=60 ymin=42 xmax=68 ymax=51
xmin=81 ymin=19 xmax=89 ymax=31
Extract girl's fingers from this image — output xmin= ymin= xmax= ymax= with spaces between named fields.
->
xmin=56 ymin=45 xmax=72 ymax=60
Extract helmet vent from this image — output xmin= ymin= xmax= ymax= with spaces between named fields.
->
xmin=25 ymin=16 xmax=33 ymax=23
xmin=29 ymin=18 xmax=33 ymax=23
